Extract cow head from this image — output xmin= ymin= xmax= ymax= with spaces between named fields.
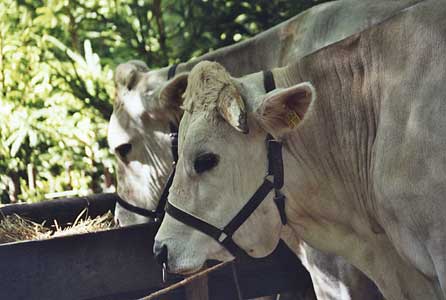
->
xmin=107 ymin=60 xmax=188 ymax=225
xmin=154 ymin=61 xmax=315 ymax=274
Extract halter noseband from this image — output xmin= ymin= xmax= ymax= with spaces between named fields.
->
xmin=164 ymin=70 xmax=287 ymax=258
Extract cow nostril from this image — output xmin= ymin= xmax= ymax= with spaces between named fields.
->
xmin=154 ymin=243 xmax=168 ymax=266
xmin=115 ymin=143 xmax=132 ymax=158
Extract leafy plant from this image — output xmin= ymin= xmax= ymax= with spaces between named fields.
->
xmin=0 ymin=0 xmax=328 ymax=203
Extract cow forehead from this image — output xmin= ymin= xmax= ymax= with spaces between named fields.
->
xmin=115 ymin=69 xmax=164 ymax=98
xmin=113 ymin=73 xmax=167 ymax=122
xmin=178 ymin=110 xmax=226 ymax=153
xmin=179 ymin=111 xmax=208 ymax=146
xmin=183 ymin=61 xmax=234 ymax=113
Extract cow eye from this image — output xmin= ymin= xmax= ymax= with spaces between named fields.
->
xmin=194 ymin=153 xmax=219 ymax=174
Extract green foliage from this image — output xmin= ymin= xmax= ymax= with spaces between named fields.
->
xmin=0 ymin=0 xmax=327 ymax=203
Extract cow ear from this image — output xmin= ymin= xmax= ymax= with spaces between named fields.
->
xmin=256 ymin=82 xmax=315 ymax=136
xmin=114 ymin=61 xmax=149 ymax=90
xmin=217 ymin=83 xmax=249 ymax=134
xmin=159 ymin=73 xmax=189 ymax=119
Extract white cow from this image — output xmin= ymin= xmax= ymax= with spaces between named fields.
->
xmin=109 ymin=1 xmax=427 ymax=299
xmin=154 ymin=0 xmax=446 ymax=299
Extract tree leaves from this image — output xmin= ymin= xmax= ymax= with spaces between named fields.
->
xmin=1 ymin=0 xmax=329 ymax=203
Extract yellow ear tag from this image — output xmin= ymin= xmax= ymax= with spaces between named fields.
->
xmin=287 ymin=110 xmax=301 ymax=128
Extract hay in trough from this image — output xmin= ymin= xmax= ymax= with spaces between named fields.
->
xmin=52 ymin=209 xmax=116 ymax=237
xmin=0 ymin=209 xmax=116 ymax=244
xmin=0 ymin=214 xmax=52 ymax=243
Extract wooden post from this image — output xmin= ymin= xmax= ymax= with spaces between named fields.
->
xmin=185 ymin=276 xmax=209 ymax=300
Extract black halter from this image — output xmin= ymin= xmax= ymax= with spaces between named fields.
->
xmin=116 ymin=122 xmax=178 ymax=221
xmin=165 ymin=134 xmax=287 ymax=258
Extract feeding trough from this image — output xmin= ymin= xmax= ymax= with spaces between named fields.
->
xmin=0 ymin=194 xmax=313 ymax=300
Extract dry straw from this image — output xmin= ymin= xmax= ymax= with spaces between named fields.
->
xmin=0 ymin=208 xmax=116 ymax=244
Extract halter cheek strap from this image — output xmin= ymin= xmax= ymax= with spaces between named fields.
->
xmin=262 ymin=70 xmax=287 ymax=223
xmin=155 ymin=123 xmax=178 ymax=216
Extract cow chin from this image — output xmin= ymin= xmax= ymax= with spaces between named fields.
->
xmin=166 ymin=250 xmax=206 ymax=275
xmin=166 ymin=243 xmax=233 ymax=275
xmin=156 ymin=216 xmax=233 ymax=275
xmin=162 ymin=238 xmax=221 ymax=275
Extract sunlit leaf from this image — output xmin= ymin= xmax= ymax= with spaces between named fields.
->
xmin=10 ymin=129 xmax=27 ymax=157
xmin=28 ymin=130 xmax=38 ymax=147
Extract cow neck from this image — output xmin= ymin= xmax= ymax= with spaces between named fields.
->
xmin=115 ymin=122 xmax=178 ymax=221
xmin=270 ymin=62 xmax=302 ymax=89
